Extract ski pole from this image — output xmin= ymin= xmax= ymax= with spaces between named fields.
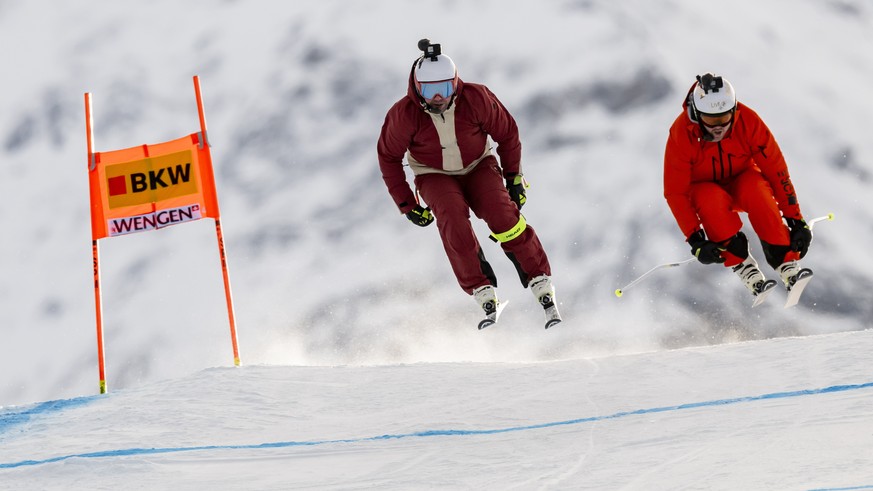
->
xmin=807 ymin=212 xmax=835 ymax=230
xmin=614 ymin=258 xmax=695 ymax=298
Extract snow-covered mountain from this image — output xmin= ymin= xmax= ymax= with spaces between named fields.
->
xmin=1 ymin=0 xmax=872 ymax=407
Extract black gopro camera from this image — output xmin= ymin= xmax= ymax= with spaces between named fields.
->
xmin=696 ymin=73 xmax=724 ymax=93
xmin=417 ymin=38 xmax=441 ymax=61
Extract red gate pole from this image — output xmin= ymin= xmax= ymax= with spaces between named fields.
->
xmin=193 ymin=75 xmax=241 ymax=366
xmin=85 ymin=92 xmax=108 ymax=393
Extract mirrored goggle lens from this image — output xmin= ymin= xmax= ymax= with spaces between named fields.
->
xmin=701 ymin=113 xmax=733 ymax=128
xmin=419 ymin=81 xmax=454 ymax=100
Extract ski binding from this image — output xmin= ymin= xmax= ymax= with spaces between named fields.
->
xmin=478 ymin=300 xmax=509 ymax=330
xmin=751 ymin=279 xmax=778 ymax=308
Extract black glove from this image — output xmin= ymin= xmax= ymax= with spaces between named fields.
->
xmin=406 ymin=205 xmax=434 ymax=227
xmin=786 ymin=217 xmax=812 ymax=258
xmin=505 ymin=174 xmax=527 ymax=210
xmin=687 ymin=229 xmax=726 ymax=265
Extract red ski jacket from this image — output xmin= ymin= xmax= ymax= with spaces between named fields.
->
xmin=378 ymin=73 xmax=522 ymax=215
xmin=664 ymin=99 xmax=802 ymax=238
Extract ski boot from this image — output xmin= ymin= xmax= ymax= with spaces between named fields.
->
xmin=732 ymin=256 xmax=777 ymax=307
xmin=529 ymin=275 xmax=562 ymax=329
xmin=473 ymin=285 xmax=505 ymax=330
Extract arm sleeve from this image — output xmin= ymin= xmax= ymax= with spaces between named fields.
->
xmin=744 ymin=110 xmax=802 ymax=220
xmin=377 ymin=105 xmax=418 ymax=215
xmin=664 ymin=130 xmax=701 ymax=238
xmin=475 ymin=86 xmax=522 ymax=177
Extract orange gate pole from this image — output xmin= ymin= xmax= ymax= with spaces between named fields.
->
xmin=85 ymin=92 xmax=108 ymax=393
xmin=193 ymin=75 xmax=241 ymax=366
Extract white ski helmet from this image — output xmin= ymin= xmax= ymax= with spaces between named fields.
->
xmin=691 ymin=73 xmax=736 ymax=117
xmin=413 ymin=39 xmax=458 ymax=100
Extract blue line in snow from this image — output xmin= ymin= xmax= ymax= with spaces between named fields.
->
xmin=0 ymin=396 xmax=95 ymax=436
xmin=1 ymin=381 xmax=872 ymax=470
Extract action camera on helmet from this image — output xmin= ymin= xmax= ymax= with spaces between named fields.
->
xmin=417 ymin=38 xmax=442 ymax=61
xmin=696 ymin=73 xmax=725 ymax=94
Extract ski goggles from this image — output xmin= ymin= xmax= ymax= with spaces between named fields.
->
xmin=700 ymin=111 xmax=733 ymax=128
xmin=418 ymin=80 xmax=455 ymax=101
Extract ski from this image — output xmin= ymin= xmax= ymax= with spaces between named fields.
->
xmin=478 ymin=300 xmax=509 ymax=330
xmin=783 ymin=268 xmax=814 ymax=308
xmin=751 ymin=280 xmax=778 ymax=308
xmin=544 ymin=303 xmax=562 ymax=329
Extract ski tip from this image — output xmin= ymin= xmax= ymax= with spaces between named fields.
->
xmin=614 ymin=289 xmax=623 ymax=298
xmin=783 ymin=269 xmax=814 ymax=309
xmin=478 ymin=319 xmax=495 ymax=330
xmin=545 ymin=318 xmax=562 ymax=329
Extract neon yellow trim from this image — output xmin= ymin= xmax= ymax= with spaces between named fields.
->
xmin=510 ymin=174 xmax=530 ymax=188
xmin=489 ymin=215 xmax=527 ymax=243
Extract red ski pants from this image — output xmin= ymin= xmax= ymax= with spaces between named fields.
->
xmin=414 ymin=157 xmax=551 ymax=294
xmin=690 ymin=167 xmax=795 ymax=267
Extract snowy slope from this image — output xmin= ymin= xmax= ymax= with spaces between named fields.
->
xmin=1 ymin=0 xmax=872 ymax=408
xmin=3 ymin=329 xmax=873 ymax=490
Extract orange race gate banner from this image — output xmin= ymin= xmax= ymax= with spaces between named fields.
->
xmin=85 ymin=76 xmax=240 ymax=395
xmin=88 ymin=133 xmax=219 ymax=239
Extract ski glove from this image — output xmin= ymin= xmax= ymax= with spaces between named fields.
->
xmin=505 ymin=174 xmax=527 ymax=210
xmin=786 ymin=217 xmax=812 ymax=258
xmin=406 ymin=205 xmax=434 ymax=227
xmin=687 ymin=229 xmax=726 ymax=265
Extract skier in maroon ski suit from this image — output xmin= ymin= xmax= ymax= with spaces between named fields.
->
xmin=377 ymin=40 xmax=559 ymax=326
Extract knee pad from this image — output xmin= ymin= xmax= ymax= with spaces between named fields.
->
xmin=723 ymin=231 xmax=750 ymax=260
xmin=761 ymin=240 xmax=792 ymax=270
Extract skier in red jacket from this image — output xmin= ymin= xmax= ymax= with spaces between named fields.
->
xmin=664 ymin=73 xmax=814 ymax=304
xmin=377 ymin=39 xmax=560 ymax=328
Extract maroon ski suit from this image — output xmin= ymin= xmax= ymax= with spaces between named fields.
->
xmin=377 ymin=74 xmax=551 ymax=294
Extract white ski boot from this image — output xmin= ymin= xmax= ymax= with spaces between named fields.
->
xmin=473 ymin=285 xmax=506 ymax=330
xmin=529 ymin=275 xmax=562 ymax=329
xmin=731 ymin=256 xmax=777 ymax=307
